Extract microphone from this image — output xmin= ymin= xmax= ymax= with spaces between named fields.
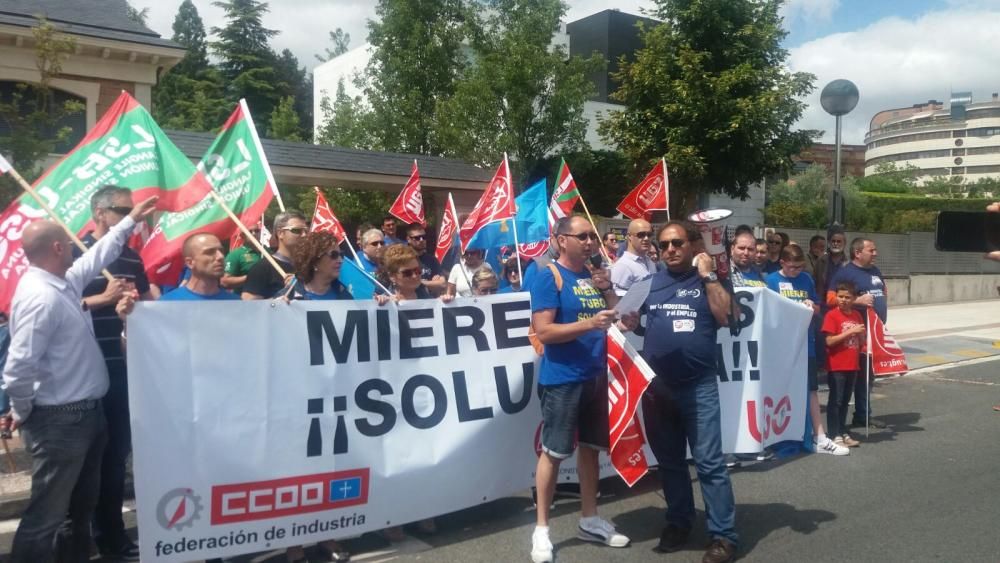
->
xmin=589 ymin=254 xmax=604 ymax=270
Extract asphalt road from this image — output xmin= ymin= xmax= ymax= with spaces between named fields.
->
xmin=1 ymin=358 xmax=999 ymax=563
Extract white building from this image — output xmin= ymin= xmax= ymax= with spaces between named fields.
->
xmin=865 ymin=92 xmax=1000 ymax=183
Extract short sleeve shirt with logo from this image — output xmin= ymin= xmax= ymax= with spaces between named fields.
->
xmin=829 ymin=262 xmax=888 ymax=323
xmin=530 ymin=262 xmax=608 ymax=386
xmin=821 ymin=307 xmax=864 ymax=372
xmin=224 ymin=245 xmax=262 ymax=294
xmin=641 ymin=268 xmax=719 ymax=385
xmin=766 ymin=270 xmax=818 ymax=358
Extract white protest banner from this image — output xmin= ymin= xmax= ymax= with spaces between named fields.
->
xmin=128 ymin=295 xmax=540 ymax=561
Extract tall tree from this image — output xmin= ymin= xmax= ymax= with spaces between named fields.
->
xmin=211 ymin=0 xmax=283 ymax=132
xmin=600 ymin=0 xmax=817 ymax=212
xmin=364 ymin=0 xmax=470 ymax=154
xmin=269 ymin=96 xmax=302 ymax=141
xmin=0 ymin=18 xmax=83 ymax=206
xmin=152 ymin=0 xmax=228 ymax=131
xmin=315 ymin=28 xmax=351 ymax=62
xmin=316 ymin=79 xmax=373 ymax=149
xmin=273 ymin=48 xmax=312 ymax=136
xmin=435 ymin=0 xmax=603 ymax=178
xmin=125 ymin=2 xmax=150 ymax=26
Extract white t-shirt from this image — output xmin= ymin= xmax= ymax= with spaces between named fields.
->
xmin=448 ymin=262 xmax=492 ymax=297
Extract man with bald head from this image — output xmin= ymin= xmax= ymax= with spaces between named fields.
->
xmin=2 ymin=197 xmax=156 ymax=563
xmin=160 ymin=234 xmax=240 ymax=301
xmin=610 ymin=218 xmax=657 ymax=296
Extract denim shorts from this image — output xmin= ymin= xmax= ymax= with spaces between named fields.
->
xmin=539 ymin=372 xmax=609 ymax=459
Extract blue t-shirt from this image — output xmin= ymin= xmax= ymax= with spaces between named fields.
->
xmin=731 ymin=266 xmax=766 ymax=288
xmin=530 ymin=262 xmax=607 ymax=385
xmin=160 ymin=286 xmax=241 ymax=301
xmin=357 ymin=253 xmax=379 ymax=275
xmin=766 ymin=270 xmax=818 ymax=357
xmin=641 ymin=268 xmax=720 ymax=384
xmin=828 ymin=262 xmax=887 ymax=322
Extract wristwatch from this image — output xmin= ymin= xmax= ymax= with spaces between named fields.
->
xmin=701 ymin=272 xmax=719 ymax=284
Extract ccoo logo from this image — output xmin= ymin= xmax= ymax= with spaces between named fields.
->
xmin=156 ymin=488 xmax=204 ymax=531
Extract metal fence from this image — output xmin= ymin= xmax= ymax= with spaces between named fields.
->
xmin=595 ymin=217 xmax=1000 ymax=277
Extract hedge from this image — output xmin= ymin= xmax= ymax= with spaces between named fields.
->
xmin=765 ymin=194 xmax=993 ymax=233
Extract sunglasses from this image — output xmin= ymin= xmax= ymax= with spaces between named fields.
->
xmin=408 ymin=234 xmax=427 ymax=241
xmin=657 ymin=238 xmax=686 ymax=250
xmin=630 ymin=231 xmax=653 ymax=239
xmin=397 ymin=267 xmax=421 ymax=278
xmin=326 ymin=250 xmax=342 ymax=260
xmin=282 ymin=227 xmax=308 ymax=235
xmin=368 ymin=240 xmax=385 ymax=247
xmin=562 ymin=232 xmax=599 ymax=242
xmin=103 ymin=206 xmax=133 ymax=216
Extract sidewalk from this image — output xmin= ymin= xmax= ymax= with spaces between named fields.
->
xmin=1 ymin=299 xmax=999 ymax=521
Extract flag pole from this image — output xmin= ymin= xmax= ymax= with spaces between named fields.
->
xmin=661 ymin=157 xmax=671 ymax=221
xmin=505 ymin=155 xmax=525 ymax=281
xmin=577 ymin=191 xmax=611 ymax=263
xmin=865 ymin=310 xmax=872 ymax=439
xmin=206 ymin=191 xmax=286 ymax=278
xmin=343 ymin=238 xmax=392 ymax=296
xmin=240 ymin=99 xmax=285 ymax=212
xmin=3 ymin=162 xmax=114 ymax=282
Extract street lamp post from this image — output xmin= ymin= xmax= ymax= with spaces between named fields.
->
xmin=820 ymin=79 xmax=860 ymax=227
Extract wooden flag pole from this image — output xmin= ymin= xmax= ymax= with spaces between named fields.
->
xmin=1 ymin=436 xmax=15 ymax=474
xmin=577 ymin=191 xmax=612 ymax=263
xmin=206 ymin=191 xmax=287 ymax=279
xmin=5 ymin=164 xmax=114 ymax=281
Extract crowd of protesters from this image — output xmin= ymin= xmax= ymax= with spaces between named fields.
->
xmin=2 ymin=182 xmax=999 ymax=563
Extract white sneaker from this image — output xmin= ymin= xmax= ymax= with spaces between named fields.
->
xmin=816 ymin=438 xmax=850 ymax=456
xmin=531 ymin=527 xmax=553 ymax=563
xmin=578 ymin=516 xmax=630 ymax=547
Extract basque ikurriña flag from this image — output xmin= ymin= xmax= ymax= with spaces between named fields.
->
xmin=606 ymin=326 xmax=656 ymax=487
xmin=548 ymin=158 xmax=581 ymax=230
xmin=0 ymin=91 xmax=212 ymax=311
xmin=141 ymin=100 xmax=278 ymax=285
xmin=388 ymin=160 xmax=425 ymax=226
xmin=866 ymin=308 xmax=909 ymax=376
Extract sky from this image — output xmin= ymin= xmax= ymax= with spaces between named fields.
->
xmin=131 ymin=0 xmax=1000 ymax=145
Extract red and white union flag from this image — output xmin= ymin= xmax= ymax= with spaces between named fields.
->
xmin=312 ymin=188 xmax=347 ymax=243
xmin=616 ymin=159 xmax=669 ymax=220
xmin=606 ymin=327 xmax=656 ymax=487
xmin=867 ymin=308 xmax=909 ymax=376
xmin=388 ymin=160 xmax=426 ymax=226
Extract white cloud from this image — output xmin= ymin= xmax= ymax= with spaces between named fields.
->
xmin=789 ymin=8 xmax=1000 ymax=144
xmin=780 ymin=0 xmax=840 ymax=24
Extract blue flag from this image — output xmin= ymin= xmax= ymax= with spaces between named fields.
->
xmin=340 ymin=258 xmax=377 ymax=299
xmin=465 ymin=179 xmax=548 ymax=250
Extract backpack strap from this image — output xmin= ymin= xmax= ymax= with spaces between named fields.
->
xmin=546 ymin=262 xmax=563 ymax=291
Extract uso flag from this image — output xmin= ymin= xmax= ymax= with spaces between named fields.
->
xmin=388 ymin=160 xmax=425 ymax=226
xmin=311 ymin=187 xmax=348 ymax=242
xmin=867 ymin=308 xmax=909 ymax=376
xmin=459 ymin=155 xmax=515 ymax=251
xmin=616 ymin=158 xmax=669 ymax=220
xmin=606 ymin=326 xmax=656 ymax=486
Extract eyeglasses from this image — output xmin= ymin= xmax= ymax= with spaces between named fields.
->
xmin=408 ymin=234 xmax=427 ymax=241
xmin=397 ymin=267 xmax=421 ymax=278
xmin=282 ymin=227 xmax=308 ymax=236
xmin=561 ymin=232 xmax=599 ymax=242
xmin=630 ymin=231 xmax=653 ymax=239
xmin=368 ymin=240 xmax=385 ymax=247
xmin=326 ymin=250 xmax=342 ymax=260
xmin=103 ymin=206 xmax=133 ymax=216
xmin=657 ymin=238 xmax=686 ymax=250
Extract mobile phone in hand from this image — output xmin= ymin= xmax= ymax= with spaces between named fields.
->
xmin=935 ymin=211 xmax=1000 ymax=253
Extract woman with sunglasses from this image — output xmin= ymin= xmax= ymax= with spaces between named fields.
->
xmin=446 ymin=248 xmax=493 ymax=298
xmin=500 ymin=256 xmax=528 ymax=293
xmin=471 ymin=269 xmax=500 ymax=296
xmin=282 ymin=231 xmax=352 ymax=561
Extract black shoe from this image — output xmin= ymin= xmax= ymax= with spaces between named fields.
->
xmin=702 ymin=538 xmax=736 ymax=563
xmin=655 ymin=525 xmax=690 ymax=553
xmin=101 ymin=540 xmax=141 ymax=562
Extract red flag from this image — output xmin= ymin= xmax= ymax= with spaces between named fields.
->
xmin=517 ymin=240 xmax=549 ymax=259
xmin=435 ymin=193 xmax=460 ymax=264
xmin=388 ymin=160 xmax=426 ymax=226
xmin=459 ymin=155 xmax=515 ymax=251
xmin=311 ymin=188 xmax=347 ymax=242
xmin=606 ymin=327 xmax=656 ymax=487
xmin=866 ymin=308 xmax=908 ymax=376
xmin=616 ymin=159 xmax=669 ymax=220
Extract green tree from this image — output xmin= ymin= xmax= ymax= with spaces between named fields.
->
xmin=294 ymin=187 xmax=393 ymax=234
xmin=435 ymin=0 xmax=603 ymax=179
xmin=211 ymin=0 xmax=283 ymax=132
xmin=315 ymin=28 xmax=351 ymax=62
xmin=153 ymin=0 xmax=229 ymax=131
xmin=0 ymin=18 xmax=83 ymax=206
xmin=273 ymin=48 xmax=311 ymax=136
xmin=364 ymin=0 xmax=470 ymax=154
xmin=316 ymin=80 xmax=373 ymax=149
xmin=125 ymin=3 xmax=150 ymax=25
xmin=854 ymin=162 xmax=916 ymax=193
xmin=600 ymin=0 xmax=817 ymax=213
xmin=268 ymin=96 xmax=302 ymax=141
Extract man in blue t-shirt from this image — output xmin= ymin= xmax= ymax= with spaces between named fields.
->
xmin=160 ymin=234 xmax=240 ymax=301
xmin=729 ymin=232 xmax=766 ymax=289
xmin=767 ymin=245 xmax=849 ymax=457
xmin=640 ymin=221 xmax=738 ymax=563
xmin=528 ymin=216 xmax=631 ymax=563
xmin=826 ymin=237 xmax=889 ymax=429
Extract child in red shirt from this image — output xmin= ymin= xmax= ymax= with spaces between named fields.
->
xmin=822 ymin=281 xmax=866 ymax=447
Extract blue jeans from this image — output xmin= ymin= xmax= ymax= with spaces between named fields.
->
xmin=852 ymin=354 xmax=872 ymax=425
xmin=11 ymin=405 xmax=107 ymax=563
xmin=642 ymin=373 xmax=738 ymax=546
xmin=827 ymin=371 xmax=857 ymax=438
